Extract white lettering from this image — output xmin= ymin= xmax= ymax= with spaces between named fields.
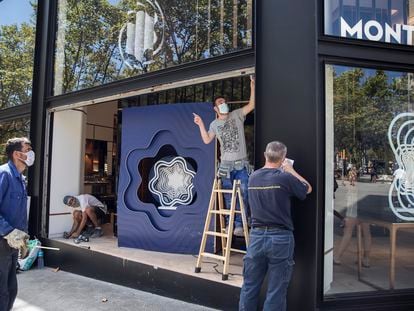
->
xmin=402 ymin=24 xmax=414 ymax=45
xmin=364 ymin=20 xmax=383 ymax=41
xmin=340 ymin=17 xmax=414 ymax=46
xmin=340 ymin=17 xmax=362 ymax=39
xmin=385 ymin=23 xmax=401 ymax=44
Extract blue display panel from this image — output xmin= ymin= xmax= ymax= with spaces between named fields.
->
xmin=118 ymin=103 xmax=215 ymax=254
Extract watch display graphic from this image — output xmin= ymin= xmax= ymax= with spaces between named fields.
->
xmin=149 ymin=156 xmax=196 ymax=209
xmin=388 ymin=112 xmax=414 ymax=221
xmin=117 ymin=103 xmax=215 ymax=254
xmin=118 ymin=0 xmax=165 ymax=69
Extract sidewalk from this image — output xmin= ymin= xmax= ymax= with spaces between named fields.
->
xmin=14 ymin=268 xmax=218 ymax=311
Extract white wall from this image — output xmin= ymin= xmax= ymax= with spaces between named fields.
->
xmin=48 ymin=109 xmax=85 ymax=238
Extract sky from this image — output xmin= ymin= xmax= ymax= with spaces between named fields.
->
xmin=0 ymin=0 xmax=34 ymax=26
xmin=0 ymin=0 xmax=121 ymax=26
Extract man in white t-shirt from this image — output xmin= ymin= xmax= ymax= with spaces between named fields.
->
xmin=62 ymin=194 xmax=107 ymax=239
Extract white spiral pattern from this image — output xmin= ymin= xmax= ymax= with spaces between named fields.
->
xmin=148 ymin=156 xmax=196 ymax=209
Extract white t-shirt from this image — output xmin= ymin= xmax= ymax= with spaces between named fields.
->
xmin=72 ymin=194 xmax=106 ymax=213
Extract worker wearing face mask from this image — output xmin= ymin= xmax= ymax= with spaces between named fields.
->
xmin=0 ymin=137 xmax=34 ymax=311
xmin=193 ymin=76 xmax=255 ymax=237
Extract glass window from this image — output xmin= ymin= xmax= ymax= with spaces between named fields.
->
xmin=325 ymin=0 xmax=414 ymax=46
xmin=0 ymin=117 xmax=31 ymax=164
xmin=54 ymin=0 xmax=253 ymax=95
xmin=325 ymin=64 xmax=414 ymax=296
xmin=0 ymin=1 xmax=37 ymax=109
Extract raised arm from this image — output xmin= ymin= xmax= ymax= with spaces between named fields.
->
xmin=242 ymin=75 xmax=255 ymax=116
xmin=282 ymin=161 xmax=312 ymax=194
xmin=193 ymin=113 xmax=215 ymax=144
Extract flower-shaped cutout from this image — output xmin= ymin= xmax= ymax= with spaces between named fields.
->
xmin=148 ymin=156 xmax=196 ymax=209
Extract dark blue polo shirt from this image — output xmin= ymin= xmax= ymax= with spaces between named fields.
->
xmin=0 ymin=161 xmax=28 ymax=236
xmin=248 ymin=168 xmax=308 ymax=231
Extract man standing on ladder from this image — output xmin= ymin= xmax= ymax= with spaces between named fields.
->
xmin=239 ymin=141 xmax=312 ymax=311
xmin=193 ymin=76 xmax=255 ymax=237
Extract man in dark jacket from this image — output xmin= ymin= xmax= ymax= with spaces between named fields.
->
xmin=239 ymin=141 xmax=312 ymax=311
xmin=0 ymin=137 xmax=33 ymax=311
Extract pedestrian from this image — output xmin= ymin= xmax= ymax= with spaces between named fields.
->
xmin=0 ymin=137 xmax=34 ymax=311
xmin=239 ymin=141 xmax=312 ymax=311
xmin=193 ymin=75 xmax=255 ymax=236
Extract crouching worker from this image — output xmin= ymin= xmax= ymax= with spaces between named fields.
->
xmin=62 ymin=194 xmax=107 ymax=240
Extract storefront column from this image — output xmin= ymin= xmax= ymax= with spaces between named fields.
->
xmin=29 ymin=0 xmax=54 ymax=237
xmin=255 ymin=1 xmax=319 ymax=310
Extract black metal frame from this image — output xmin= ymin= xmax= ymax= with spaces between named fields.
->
xmin=1 ymin=0 xmax=411 ymax=309
xmin=316 ymin=0 xmax=414 ymax=310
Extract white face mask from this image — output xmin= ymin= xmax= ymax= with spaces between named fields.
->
xmin=218 ymin=103 xmax=229 ymax=114
xmin=23 ymin=150 xmax=35 ymax=167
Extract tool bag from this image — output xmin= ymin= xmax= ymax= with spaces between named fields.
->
xmin=18 ymin=239 xmax=41 ymax=271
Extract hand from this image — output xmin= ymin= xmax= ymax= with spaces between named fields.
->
xmin=281 ymin=159 xmax=294 ymax=174
xmin=4 ymin=229 xmax=29 ymax=251
xmin=250 ymin=75 xmax=255 ymax=88
xmin=193 ymin=113 xmax=204 ymax=127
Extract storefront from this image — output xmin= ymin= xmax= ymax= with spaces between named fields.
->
xmin=1 ymin=0 xmax=414 ymax=310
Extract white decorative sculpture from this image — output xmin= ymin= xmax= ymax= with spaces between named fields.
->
xmin=388 ymin=112 xmax=414 ymax=221
xmin=149 ymin=156 xmax=196 ymax=210
xmin=118 ymin=0 xmax=165 ymax=69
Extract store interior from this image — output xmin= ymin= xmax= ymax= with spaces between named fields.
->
xmin=47 ymin=75 xmax=254 ymax=286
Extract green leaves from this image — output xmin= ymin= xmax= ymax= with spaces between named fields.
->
xmin=0 ymin=23 xmax=35 ymax=109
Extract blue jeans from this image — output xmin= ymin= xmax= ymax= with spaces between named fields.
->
xmin=221 ymin=167 xmax=249 ymax=228
xmin=239 ymin=228 xmax=295 ymax=311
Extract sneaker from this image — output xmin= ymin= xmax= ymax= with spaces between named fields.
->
xmin=90 ymin=227 xmax=103 ymax=238
xmin=233 ymin=227 xmax=244 ymax=237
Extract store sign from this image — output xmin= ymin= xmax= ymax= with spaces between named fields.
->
xmin=388 ymin=112 xmax=414 ymax=221
xmin=340 ymin=17 xmax=414 ymax=45
xmin=118 ymin=0 xmax=165 ymax=69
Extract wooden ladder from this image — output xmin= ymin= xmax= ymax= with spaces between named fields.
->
xmin=195 ymin=177 xmax=249 ymax=280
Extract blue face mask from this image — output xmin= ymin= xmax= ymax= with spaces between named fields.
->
xmin=218 ymin=103 xmax=229 ymax=114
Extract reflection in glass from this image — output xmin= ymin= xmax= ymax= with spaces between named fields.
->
xmin=54 ymin=0 xmax=253 ymax=95
xmin=325 ymin=0 xmax=414 ymax=45
xmin=0 ymin=1 xmax=37 ymax=109
xmin=325 ymin=65 xmax=414 ymax=295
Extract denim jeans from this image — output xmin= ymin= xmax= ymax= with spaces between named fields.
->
xmin=221 ymin=167 xmax=249 ymax=228
xmin=0 ymin=239 xmax=18 ymax=311
xmin=239 ymin=228 xmax=295 ymax=311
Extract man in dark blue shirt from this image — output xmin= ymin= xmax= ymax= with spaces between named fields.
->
xmin=0 ymin=137 xmax=34 ymax=311
xmin=239 ymin=141 xmax=311 ymax=311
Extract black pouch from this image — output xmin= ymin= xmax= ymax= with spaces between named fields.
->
xmin=217 ymin=165 xmax=230 ymax=178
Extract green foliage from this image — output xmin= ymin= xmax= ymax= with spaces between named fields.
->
xmin=333 ymin=67 xmax=413 ymax=171
xmin=0 ymin=23 xmax=35 ymax=109
xmin=55 ymin=0 xmax=253 ymax=94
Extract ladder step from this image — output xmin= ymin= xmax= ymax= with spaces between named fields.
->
xmin=201 ymin=252 xmax=225 ymax=261
xmin=209 ymin=210 xmax=231 ymax=215
xmin=213 ymin=189 xmax=234 ymax=194
xmin=205 ymin=231 xmax=228 ymax=237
